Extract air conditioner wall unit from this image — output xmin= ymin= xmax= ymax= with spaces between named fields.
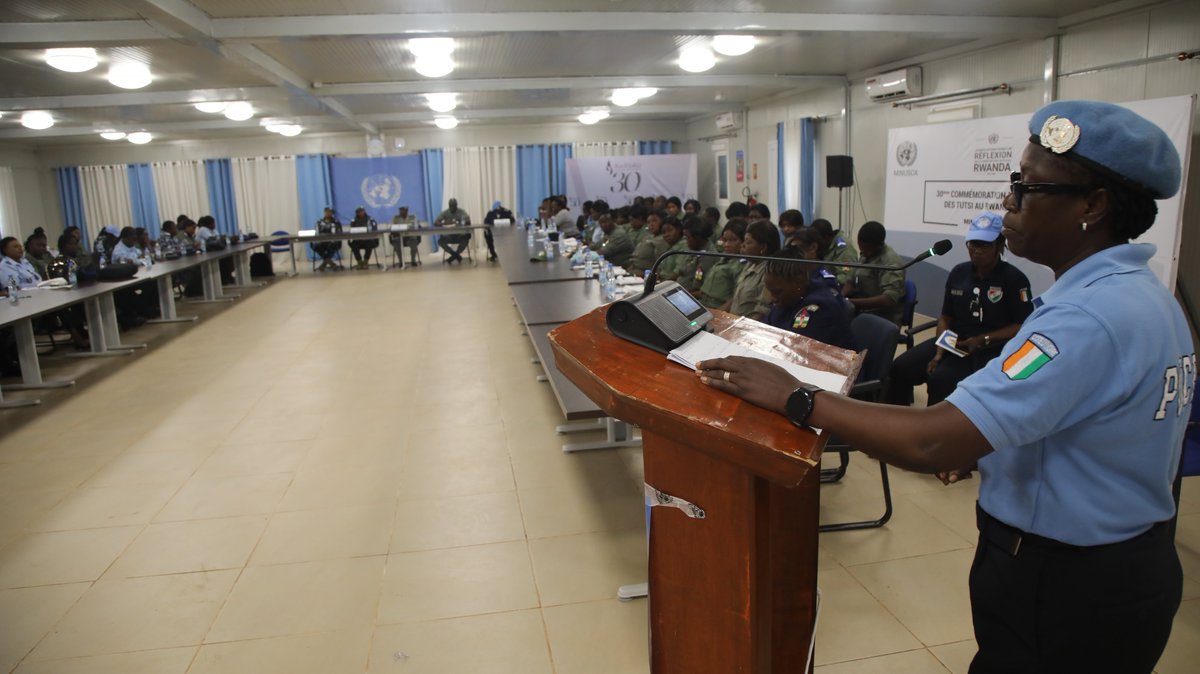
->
xmin=715 ymin=112 xmax=743 ymax=131
xmin=865 ymin=67 xmax=922 ymax=102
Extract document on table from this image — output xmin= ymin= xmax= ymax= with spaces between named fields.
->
xmin=667 ymin=330 xmax=847 ymax=393
xmin=934 ymin=330 xmax=969 ymax=358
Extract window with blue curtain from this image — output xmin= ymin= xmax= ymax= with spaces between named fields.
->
xmin=776 ymin=123 xmax=785 ymax=215
xmin=549 ymin=144 xmax=572 ymax=196
xmin=516 ymin=144 xmax=550 ymax=221
xmin=127 ymin=164 xmax=161 ymax=237
xmin=420 ymin=149 xmax=444 ymax=251
xmin=637 ymin=140 xmax=673 ymax=155
xmin=55 ymin=167 xmax=89 ymax=247
xmin=799 ymin=118 xmax=815 ymax=224
xmin=295 ymin=154 xmax=332 ymax=232
xmin=204 ymin=158 xmax=240 ymax=235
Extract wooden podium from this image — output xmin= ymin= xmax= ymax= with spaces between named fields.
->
xmin=550 ymin=307 xmax=861 ymax=674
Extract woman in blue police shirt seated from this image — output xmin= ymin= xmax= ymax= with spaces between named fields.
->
xmin=695 ymin=100 xmax=1192 ymax=674
xmin=761 ymin=246 xmax=856 ymax=351
xmin=887 ymin=211 xmax=1034 ymax=407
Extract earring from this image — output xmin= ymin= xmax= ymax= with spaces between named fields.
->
xmin=1081 ymin=221 xmax=1088 ymax=231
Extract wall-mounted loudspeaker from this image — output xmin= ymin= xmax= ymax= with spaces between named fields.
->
xmin=826 ymin=155 xmax=854 ymax=188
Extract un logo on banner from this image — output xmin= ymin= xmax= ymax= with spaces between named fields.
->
xmin=361 ymin=174 xmax=402 ymax=209
xmin=896 ymin=141 xmax=918 ymax=167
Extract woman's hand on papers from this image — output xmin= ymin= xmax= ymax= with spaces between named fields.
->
xmin=695 ymin=355 xmax=798 ymax=416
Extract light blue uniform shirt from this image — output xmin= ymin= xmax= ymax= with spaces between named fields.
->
xmin=111 ymin=241 xmax=144 ymax=264
xmin=947 ymin=244 xmax=1194 ymax=546
xmin=0 ymin=256 xmax=42 ymax=289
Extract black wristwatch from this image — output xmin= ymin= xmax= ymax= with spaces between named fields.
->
xmin=785 ymin=384 xmax=822 ymax=428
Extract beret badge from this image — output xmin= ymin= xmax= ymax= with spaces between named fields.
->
xmin=1039 ymin=115 xmax=1081 ymax=154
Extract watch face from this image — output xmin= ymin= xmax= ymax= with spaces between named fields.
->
xmin=786 ymin=387 xmax=815 ymax=426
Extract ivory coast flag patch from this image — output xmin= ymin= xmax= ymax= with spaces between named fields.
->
xmin=1003 ymin=333 xmax=1059 ymax=380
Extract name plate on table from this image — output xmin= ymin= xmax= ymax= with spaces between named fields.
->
xmin=493 ymin=219 xmax=512 ymax=226
xmin=298 ymin=229 xmax=316 ymax=237
xmin=390 ymin=224 xmax=410 ymax=232
xmin=348 ymin=226 xmax=369 ymax=234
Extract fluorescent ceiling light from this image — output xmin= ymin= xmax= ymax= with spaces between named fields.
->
xmin=262 ymin=119 xmax=288 ymax=133
xmin=434 ymin=116 xmax=459 ymax=130
xmin=712 ymin=35 xmax=757 ymax=56
xmin=425 ymin=93 xmax=458 ymax=112
xmin=408 ymin=38 xmax=455 ymax=57
xmin=20 ymin=110 xmax=54 ymax=130
xmin=679 ymin=45 xmax=716 ymax=73
xmin=99 ymin=130 xmax=127 ymax=140
xmin=108 ymin=62 xmax=152 ymax=89
xmin=278 ymin=125 xmax=302 ymax=137
xmin=578 ymin=110 xmax=610 ymax=125
xmin=610 ymin=89 xmax=640 ymax=107
xmin=46 ymin=47 xmax=99 ymax=73
xmin=127 ymin=131 xmax=152 ymax=144
xmin=224 ymin=101 xmax=254 ymax=121
xmin=414 ymin=55 xmax=454 ymax=78
xmin=194 ymin=101 xmax=228 ymax=113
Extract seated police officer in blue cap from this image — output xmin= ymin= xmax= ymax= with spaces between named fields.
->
xmin=695 ymin=100 xmax=1192 ymax=674
xmin=887 ymin=211 xmax=1034 ymax=407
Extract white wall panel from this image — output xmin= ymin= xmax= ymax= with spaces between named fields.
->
xmin=1060 ymin=11 xmax=1150 ymax=73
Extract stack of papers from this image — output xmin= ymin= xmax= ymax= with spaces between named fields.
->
xmin=668 ymin=330 xmax=848 ymax=393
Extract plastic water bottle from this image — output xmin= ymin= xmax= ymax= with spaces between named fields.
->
xmin=544 ymin=238 xmax=555 ymax=261
xmin=7 ymin=277 xmax=18 ymax=305
xmin=526 ymin=224 xmax=535 ymax=246
xmin=67 ymin=260 xmax=77 ymax=286
xmin=603 ymin=263 xmax=617 ymax=301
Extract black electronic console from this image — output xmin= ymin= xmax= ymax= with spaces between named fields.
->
xmin=606 ymin=281 xmax=713 ymax=354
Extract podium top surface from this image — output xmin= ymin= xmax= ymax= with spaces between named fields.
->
xmin=550 ymin=306 xmax=862 ymax=487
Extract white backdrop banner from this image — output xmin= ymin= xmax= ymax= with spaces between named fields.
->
xmin=883 ymin=95 xmax=1194 ymax=289
xmin=566 ymin=154 xmax=698 ymax=209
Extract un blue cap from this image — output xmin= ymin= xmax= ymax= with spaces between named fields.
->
xmin=966 ymin=211 xmax=1003 ymax=243
xmin=1027 ymin=100 xmax=1180 ymax=199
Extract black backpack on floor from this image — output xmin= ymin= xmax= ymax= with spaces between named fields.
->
xmin=249 ymin=252 xmax=274 ymax=277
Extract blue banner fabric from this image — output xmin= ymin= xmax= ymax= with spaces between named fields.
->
xmin=54 ymin=167 xmax=89 ymax=247
xmin=516 ymin=145 xmax=549 ymax=221
xmin=203 ymin=159 xmax=239 ymax=235
xmin=295 ymin=154 xmax=333 ymax=231
xmin=329 ymin=155 xmax=428 ymax=225
xmin=127 ymin=164 xmax=161 ymax=238
xmin=800 ymin=118 xmax=815 ymax=225
xmin=637 ymin=140 xmax=673 ymax=155
xmin=419 ymin=149 xmax=443 ymax=251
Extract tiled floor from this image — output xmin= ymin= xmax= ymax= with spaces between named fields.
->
xmin=0 ymin=259 xmax=1197 ymax=673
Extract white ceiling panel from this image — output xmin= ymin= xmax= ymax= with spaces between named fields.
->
xmin=0 ymin=0 xmax=142 ymax=22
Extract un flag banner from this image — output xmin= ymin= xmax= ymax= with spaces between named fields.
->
xmin=330 ymin=156 xmax=428 ymax=224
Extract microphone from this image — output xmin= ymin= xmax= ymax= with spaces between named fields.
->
xmin=642 ymin=239 xmax=952 ymax=297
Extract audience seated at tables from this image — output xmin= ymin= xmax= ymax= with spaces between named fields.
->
xmin=622 ymin=205 xmax=649 ymax=252
xmin=595 ymin=214 xmax=633 ymax=267
xmin=550 ymin=197 xmax=578 ymax=239
xmin=812 ymin=218 xmax=858 ymax=288
xmin=347 ymin=206 xmax=379 ymax=270
xmin=843 ymin=220 xmax=905 ymax=325
xmin=786 ymin=226 xmax=842 ymax=293
xmin=389 ymin=206 xmax=420 ymax=266
xmin=625 ymin=208 xmax=670 ymax=278
xmin=585 ymin=200 xmax=609 ymax=246
xmin=665 ymin=196 xmax=683 ymax=221
xmin=63 ymin=225 xmax=87 ymax=255
xmin=313 ymin=207 xmax=343 ymax=271
xmin=684 ymin=198 xmax=702 ymax=218
xmin=159 ymin=220 xmax=180 ymax=256
xmin=176 ymin=219 xmax=199 ymax=255
xmin=762 ymin=246 xmax=857 ymax=351
xmin=695 ymin=218 xmax=747 ymax=309
xmin=0 ymin=235 xmax=89 ymax=349
xmin=197 ymin=215 xmax=237 ymax=284
xmin=110 ymin=227 xmax=160 ymax=325
xmin=703 ymin=206 xmax=723 ymax=247
xmin=24 ymin=229 xmax=53 ymax=280
xmin=576 ymin=200 xmax=593 ymax=239
xmin=483 ymin=200 xmax=513 ymax=262
xmin=111 ymin=227 xmax=146 ymax=264
xmin=725 ymin=201 xmax=750 ymax=221
xmin=655 ymin=218 xmax=687 ymax=280
xmin=778 ymin=210 xmax=804 ymax=247
xmin=668 ymin=216 xmax=716 ymax=294
xmin=748 ymin=202 xmax=771 ymax=224
xmin=435 ymin=198 xmax=472 ymax=264
xmin=725 ymin=220 xmax=780 ymax=321
xmin=886 ymin=211 xmax=1034 ymax=407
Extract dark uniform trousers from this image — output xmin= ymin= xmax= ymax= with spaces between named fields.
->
xmin=888 ymin=339 xmax=1001 ymax=406
xmin=969 ymin=504 xmax=1181 ymax=674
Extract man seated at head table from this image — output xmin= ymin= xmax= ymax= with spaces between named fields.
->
xmin=595 ymin=213 xmax=633 ymax=267
xmin=313 ymin=207 xmax=343 ymax=272
xmin=842 ymin=220 xmax=906 ymax=325
xmin=389 ymin=206 xmax=421 ymax=266
xmin=483 ymin=200 xmax=514 ymax=262
xmin=347 ymin=206 xmax=379 ymax=270
xmin=435 ymin=198 xmax=472 ymax=264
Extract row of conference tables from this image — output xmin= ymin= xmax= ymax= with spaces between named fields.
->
xmin=0 ymin=241 xmax=268 ymax=408
xmin=494 ymin=228 xmax=643 ymax=451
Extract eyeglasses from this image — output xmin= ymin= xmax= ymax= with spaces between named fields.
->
xmin=1008 ymin=172 xmax=1094 ymax=210
xmin=965 ymin=240 xmax=997 ymax=250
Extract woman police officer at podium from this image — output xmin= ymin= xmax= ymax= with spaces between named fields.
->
xmin=696 ymin=100 xmax=1193 ymax=674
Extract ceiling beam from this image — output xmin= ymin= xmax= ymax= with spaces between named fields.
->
xmin=0 ymin=116 xmax=334 ymax=140
xmin=356 ymin=104 xmax=736 ymax=124
xmin=0 ymin=21 xmax=163 ymax=45
xmin=214 ymin=12 xmax=1058 ymax=40
xmin=0 ymin=87 xmax=286 ymax=112
xmin=316 ymin=74 xmax=844 ymax=97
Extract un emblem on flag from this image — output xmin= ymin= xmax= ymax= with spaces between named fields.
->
xmin=361 ymin=174 xmax=402 ymax=209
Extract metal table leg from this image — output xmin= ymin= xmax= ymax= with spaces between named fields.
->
xmin=189 ymin=259 xmax=237 ymax=303
xmin=98 ymin=293 xmax=146 ymax=350
xmin=5 ymin=318 xmax=75 ymax=391
xmin=147 ymin=275 xmax=198 ymax=324
xmin=67 ymin=296 xmax=132 ymax=358
xmin=561 ymin=418 xmax=642 ymax=453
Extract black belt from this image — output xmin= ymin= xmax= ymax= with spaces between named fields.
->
xmin=975 ymin=503 xmax=1169 ymax=556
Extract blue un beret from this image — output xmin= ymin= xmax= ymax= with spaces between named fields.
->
xmin=1027 ymin=100 xmax=1180 ymax=200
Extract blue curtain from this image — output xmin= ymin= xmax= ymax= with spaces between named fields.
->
xmin=776 ymin=123 xmax=786 ymax=215
xmin=516 ymin=145 xmax=550 ymax=221
xmin=800 ymin=118 xmax=815 ymax=225
xmin=54 ymin=167 xmax=89 ymax=248
xmin=637 ymin=140 xmax=673 ymax=155
xmin=295 ymin=154 xmax=333 ymax=232
xmin=127 ymin=164 xmax=161 ymax=238
xmin=549 ymin=144 xmax=572 ymax=196
xmin=203 ymin=159 xmax=239 ymax=235
xmin=420 ymin=149 xmax=444 ymax=251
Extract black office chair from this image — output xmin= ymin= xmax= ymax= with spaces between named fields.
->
xmin=820 ymin=312 xmax=900 ymax=532
xmin=899 ymin=280 xmax=937 ymax=349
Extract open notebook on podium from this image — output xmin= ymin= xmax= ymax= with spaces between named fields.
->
xmin=667 ymin=329 xmax=849 ymax=393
